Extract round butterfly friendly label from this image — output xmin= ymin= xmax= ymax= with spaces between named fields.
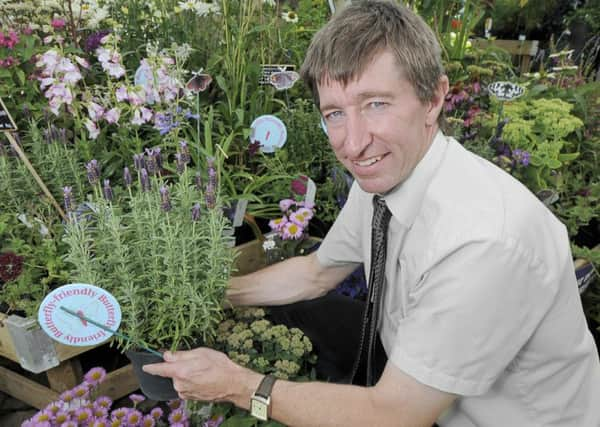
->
xmin=38 ymin=284 xmax=121 ymax=347
xmin=250 ymin=115 xmax=287 ymax=153
xmin=488 ymin=81 xmax=525 ymax=101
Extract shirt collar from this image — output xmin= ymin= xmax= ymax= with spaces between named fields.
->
xmin=381 ymin=130 xmax=449 ymax=228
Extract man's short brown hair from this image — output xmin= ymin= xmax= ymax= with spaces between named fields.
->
xmin=301 ymin=0 xmax=445 ymax=108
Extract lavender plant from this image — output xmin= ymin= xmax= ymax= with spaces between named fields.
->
xmin=62 ymin=153 xmax=235 ymax=352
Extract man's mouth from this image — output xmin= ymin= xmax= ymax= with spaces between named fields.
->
xmin=353 ymin=155 xmax=384 ymax=167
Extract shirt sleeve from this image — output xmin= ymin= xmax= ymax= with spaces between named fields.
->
xmin=316 ymin=181 xmax=365 ymax=267
xmin=389 ymin=237 xmax=559 ymax=396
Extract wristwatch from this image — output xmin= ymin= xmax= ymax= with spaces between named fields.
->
xmin=250 ymin=374 xmax=277 ymax=421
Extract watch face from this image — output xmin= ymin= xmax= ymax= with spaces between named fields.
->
xmin=251 ymin=398 xmax=268 ymax=421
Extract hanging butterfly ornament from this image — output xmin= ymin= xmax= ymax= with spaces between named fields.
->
xmin=186 ymin=69 xmax=213 ymax=94
xmin=487 ymin=81 xmax=525 ymax=101
xmin=270 ymin=69 xmax=300 ymax=91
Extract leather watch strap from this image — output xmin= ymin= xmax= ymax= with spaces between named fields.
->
xmin=255 ymin=374 xmax=277 ymax=399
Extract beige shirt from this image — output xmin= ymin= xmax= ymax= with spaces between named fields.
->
xmin=317 ymin=132 xmax=600 ymax=426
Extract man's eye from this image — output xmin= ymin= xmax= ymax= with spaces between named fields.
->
xmin=324 ymin=111 xmax=344 ymax=121
xmin=369 ymin=101 xmax=386 ymax=109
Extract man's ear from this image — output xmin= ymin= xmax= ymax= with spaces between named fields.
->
xmin=425 ymin=75 xmax=449 ymax=127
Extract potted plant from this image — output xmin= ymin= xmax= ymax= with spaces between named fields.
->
xmin=62 ymin=148 xmax=235 ymax=400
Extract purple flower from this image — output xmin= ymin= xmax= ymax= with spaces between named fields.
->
xmin=512 ymin=148 xmax=530 ymax=166
xmin=175 ymin=153 xmax=186 ymax=175
xmin=141 ymin=414 xmax=156 ymax=427
xmin=85 ymin=30 xmax=110 ymax=52
xmin=145 ymin=148 xmax=158 ymax=175
xmin=74 ymin=407 xmax=93 ymax=424
xmin=191 ymin=202 xmax=201 ymax=221
xmin=194 ymin=172 xmax=203 ymax=191
xmin=149 ymin=407 xmax=163 ymax=419
xmin=84 ymin=367 xmax=107 ymax=386
xmin=133 ymin=153 xmax=145 ymax=171
xmin=159 ymin=186 xmax=172 ymax=212
xmin=103 ymin=179 xmax=114 ymax=201
xmin=126 ymin=409 xmax=143 ymax=426
xmin=123 ymin=167 xmax=132 ymax=188
xmin=110 ymin=407 xmax=128 ymax=419
xmin=86 ymin=159 xmax=101 ymax=185
xmin=179 ymin=140 xmax=191 ymax=164
xmin=205 ymin=184 xmax=215 ymax=209
xmin=168 ymin=408 xmax=188 ymax=424
xmin=153 ymin=112 xmax=179 ymax=135
xmin=54 ymin=410 xmax=69 ymax=424
xmin=63 ymin=186 xmax=73 ymax=212
xmin=279 ymin=199 xmax=295 ymax=212
xmin=140 ymin=168 xmax=151 ymax=192
xmin=94 ymin=395 xmax=112 ymax=409
xmin=128 ymin=393 xmax=146 ymax=405
xmin=203 ymin=415 xmax=224 ymax=427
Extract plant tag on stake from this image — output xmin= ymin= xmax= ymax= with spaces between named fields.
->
xmin=305 ymin=178 xmax=317 ymax=207
xmin=250 ymin=115 xmax=287 ymax=153
xmin=0 ymin=96 xmax=18 ymax=132
xmin=38 ymin=284 xmax=121 ymax=347
xmin=488 ymin=81 xmax=525 ymax=101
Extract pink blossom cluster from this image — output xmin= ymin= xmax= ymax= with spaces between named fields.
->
xmin=84 ymin=101 xmax=123 ymax=139
xmin=96 ymin=35 xmax=126 ymax=79
xmin=0 ymin=29 xmax=20 ymax=68
xmin=36 ymin=49 xmax=89 ymax=115
xmin=22 ymin=367 xmax=199 ymax=427
xmin=0 ymin=29 xmax=19 ymax=48
xmin=135 ymin=58 xmax=180 ymax=105
xmin=269 ymin=198 xmax=315 ymax=240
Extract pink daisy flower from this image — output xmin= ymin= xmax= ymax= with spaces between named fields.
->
xmin=84 ymin=367 xmax=107 ymax=386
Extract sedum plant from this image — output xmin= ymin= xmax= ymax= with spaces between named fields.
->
xmin=62 ymin=151 xmax=235 ymax=352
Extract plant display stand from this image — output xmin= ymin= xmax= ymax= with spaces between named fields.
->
xmin=0 ymin=312 xmax=139 ymax=409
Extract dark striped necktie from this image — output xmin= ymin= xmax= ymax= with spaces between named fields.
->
xmin=351 ymin=194 xmax=392 ymax=386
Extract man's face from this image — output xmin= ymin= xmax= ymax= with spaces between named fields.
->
xmin=318 ymin=50 xmax=445 ymax=194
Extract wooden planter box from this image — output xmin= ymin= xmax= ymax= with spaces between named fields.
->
xmin=0 ymin=312 xmax=138 ymax=409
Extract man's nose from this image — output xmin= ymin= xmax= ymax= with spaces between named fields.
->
xmin=343 ymin=113 xmax=371 ymax=157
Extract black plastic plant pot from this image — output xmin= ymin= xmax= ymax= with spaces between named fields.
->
xmin=125 ymin=350 xmax=180 ymax=401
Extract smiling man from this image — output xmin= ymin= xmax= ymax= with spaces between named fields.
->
xmin=143 ymin=1 xmax=600 ymax=426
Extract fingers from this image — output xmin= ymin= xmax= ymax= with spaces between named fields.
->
xmin=142 ymin=361 xmax=175 ymax=377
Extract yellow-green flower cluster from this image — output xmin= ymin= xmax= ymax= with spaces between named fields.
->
xmin=215 ymin=307 xmax=316 ymax=380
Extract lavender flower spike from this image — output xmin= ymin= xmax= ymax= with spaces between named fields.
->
xmin=205 ymin=184 xmax=215 ymax=209
xmin=140 ymin=168 xmax=151 ymax=192
xmin=179 ymin=140 xmax=191 ymax=164
xmin=103 ymin=179 xmax=113 ymax=201
xmin=123 ymin=167 xmax=132 ymax=188
xmin=194 ymin=172 xmax=203 ymax=192
xmin=175 ymin=153 xmax=185 ymax=175
xmin=191 ymin=202 xmax=201 ymax=221
xmin=85 ymin=159 xmax=100 ymax=185
xmin=133 ymin=153 xmax=145 ymax=171
xmin=159 ymin=185 xmax=172 ymax=212
xmin=63 ymin=186 xmax=73 ymax=212
xmin=145 ymin=148 xmax=157 ymax=175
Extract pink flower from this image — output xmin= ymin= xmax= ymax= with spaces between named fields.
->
xmin=269 ymin=216 xmax=288 ymax=231
xmin=23 ymin=26 xmax=33 ymax=35
xmin=87 ymin=102 xmax=105 ymax=122
xmin=104 ymin=108 xmax=120 ymax=124
xmin=282 ymin=221 xmax=303 ymax=240
xmin=84 ymin=367 xmax=107 ymax=386
xmin=110 ymin=407 xmax=128 ymax=419
xmin=149 ymin=407 xmax=163 ymax=419
xmin=85 ymin=119 xmax=100 ymax=139
xmin=290 ymin=176 xmax=308 ymax=195
xmin=94 ymin=396 xmax=113 ymax=409
xmin=279 ymin=198 xmax=295 ymax=212
xmin=0 ymin=30 xmax=19 ymax=48
xmin=127 ymin=409 xmax=143 ymax=426
xmin=115 ymin=85 xmax=128 ymax=102
xmin=168 ymin=408 xmax=188 ymax=424
xmin=289 ymin=211 xmax=309 ymax=227
xmin=128 ymin=393 xmax=146 ymax=405
xmin=141 ymin=415 xmax=156 ymax=427
xmin=51 ymin=18 xmax=66 ymax=30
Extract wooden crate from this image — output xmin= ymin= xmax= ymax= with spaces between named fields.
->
xmin=471 ymin=38 xmax=539 ymax=74
xmin=0 ymin=312 xmax=138 ymax=409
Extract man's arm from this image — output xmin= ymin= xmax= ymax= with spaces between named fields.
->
xmin=227 ymin=252 xmax=357 ymax=306
xmin=144 ymin=348 xmax=456 ymax=427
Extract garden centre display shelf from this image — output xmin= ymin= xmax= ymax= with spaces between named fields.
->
xmin=0 ymin=312 xmax=138 ymax=409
